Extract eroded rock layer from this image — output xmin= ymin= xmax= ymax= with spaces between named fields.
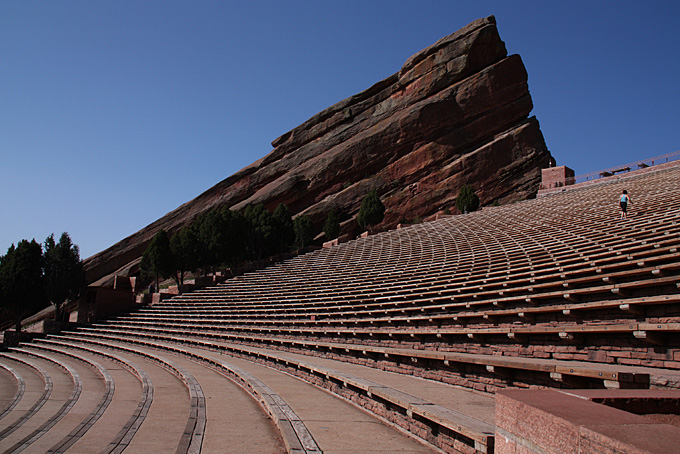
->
xmin=85 ymin=16 xmax=552 ymax=285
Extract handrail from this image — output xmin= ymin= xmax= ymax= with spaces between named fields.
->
xmin=572 ymin=150 xmax=680 ymax=184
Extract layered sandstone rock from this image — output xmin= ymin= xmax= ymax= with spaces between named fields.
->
xmin=85 ymin=16 xmax=552 ymax=285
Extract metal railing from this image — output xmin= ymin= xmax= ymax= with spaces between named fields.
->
xmin=572 ymin=150 xmax=680 ymax=185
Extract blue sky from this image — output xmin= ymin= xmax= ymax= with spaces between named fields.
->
xmin=1 ymin=1 xmax=679 ymax=259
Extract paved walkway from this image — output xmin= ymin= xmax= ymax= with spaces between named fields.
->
xmin=134 ymin=335 xmax=495 ymax=453
xmin=200 ymin=351 xmax=435 ymax=453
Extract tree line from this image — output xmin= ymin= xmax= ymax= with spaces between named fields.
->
xmin=0 ymin=233 xmax=85 ymax=331
xmin=141 ymin=203 xmax=321 ymax=290
xmin=141 ymin=191 xmax=386 ymax=291
xmin=0 ymin=190 xmax=386 ymax=332
xmin=0 ymin=186 xmax=482 ymax=328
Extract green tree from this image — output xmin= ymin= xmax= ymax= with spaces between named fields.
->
xmin=0 ymin=246 xmax=15 ymax=329
xmin=293 ymin=215 xmax=314 ymax=249
xmin=191 ymin=207 xmax=249 ymax=273
xmin=140 ymin=230 xmax=175 ymax=291
xmin=170 ymin=226 xmax=198 ymax=285
xmin=43 ymin=232 xmax=85 ymax=322
xmin=244 ymin=204 xmax=274 ymax=259
xmin=356 ymin=189 xmax=385 ymax=231
xmin=456 ymin=184 xmax=480 ymax=213
xmin=193 ymin=210 xmax=223 ymax=272
xmin=217 ymin=207 xmax=248 ymax=267
xmin=271 ymin=204 xmax=295 ymax=254
xmin=323 ymin=208 xmax=340 ymax=240
xmin=0 ymin=240 xmax=47 ymax=331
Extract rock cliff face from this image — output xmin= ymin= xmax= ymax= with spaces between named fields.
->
xmin=85 ymin=16 xmax=552 ymax=285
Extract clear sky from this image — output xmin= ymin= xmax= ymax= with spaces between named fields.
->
xmin=1 ymin=1 xmax=679 ymax=259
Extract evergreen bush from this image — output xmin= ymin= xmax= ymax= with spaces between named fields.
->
xmin=357 ymin=189 xmax=385 ymax=230
xmin=140 ymin=230 xmax=174 ymax=291
xmin=323 ymin=208 xmax=340 ymax=240
xmin=456 ymin=185 xmax=480 ymax=213
xmin=43 ymin=233 xmax=85 ymax=322
xmin=0 ymin=240 xmax=47 ymax=331
xmin=294 ymin=215 xmax=314 ymax=249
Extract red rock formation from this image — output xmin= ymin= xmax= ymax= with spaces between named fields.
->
xmin=84 ymin=16 xmax=552 ymax=285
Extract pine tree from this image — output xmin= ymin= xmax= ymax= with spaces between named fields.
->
xmin=293 ymin=216 xmax=314 ymax=249
xmin=170 ymin=226 xmax=198 ymax=285
xmin=271 ymin=204 xmax=295 ymax=254
xmin=456 ymin=185 xmax=480 ymax=213
xmin=193 ymin=210 xmax=223 ymax=272
xmin=220 ymin=208 xmax=249 ymax=267
xmin=323 ymin=208 xmax=340 ymax=240
xmin=244 ymin=204 xmax=274 ymax=259
xmin=43 ymin=232 xmax=85 ymax=322
xmin=357 ymin=189 xmax=385 ymax=231
xmin=0 ymin=240 xmax=47 ymax=331
xmin=141 ymin=230 xmax=175 ymax=292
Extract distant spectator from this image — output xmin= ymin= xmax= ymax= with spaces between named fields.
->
xmin=619 ymin=190 xmax=632 ymax=219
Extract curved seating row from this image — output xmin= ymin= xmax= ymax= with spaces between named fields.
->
xmin=0 ymin=352 xmax=54 ymax=442
xmin=32 ymin=341 xmax=155 ymax=454
xmin=29 ymin=332 xmax=446 ymax=453
xmin=0 ymin=362 xmax=25 ymax=422
xmin=3 ymin=348 xmax=83 ymax=453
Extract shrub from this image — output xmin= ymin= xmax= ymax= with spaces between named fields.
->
xmin=0 ymin=240 xmax=48 ymax=331
xmin=271 ymin=204 xmax=295 ymax=254
xmin=357 ymin=189 xmax=385 ymax=230
xmin=141 ymin=230 xmax=174 ymax=291
xmin=323 ymin=208 xmax=340 ymax=240
xmin=293 ymin=216 xmax=314 ymax=249
xmin=456 ymin=185 xmax=479 ymax=213
xmin=43 ymin=233 xmax=85 ymax=322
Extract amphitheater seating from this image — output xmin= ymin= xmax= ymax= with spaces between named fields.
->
xmin=2 ymin=163 xmax=680 ymax=453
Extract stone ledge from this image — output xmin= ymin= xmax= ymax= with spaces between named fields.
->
xmin=495 ymin=388 xmax=680 ymax=454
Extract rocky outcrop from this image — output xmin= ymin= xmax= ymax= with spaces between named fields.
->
xmin=84 ymin=16 xmax=552 ymax=285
